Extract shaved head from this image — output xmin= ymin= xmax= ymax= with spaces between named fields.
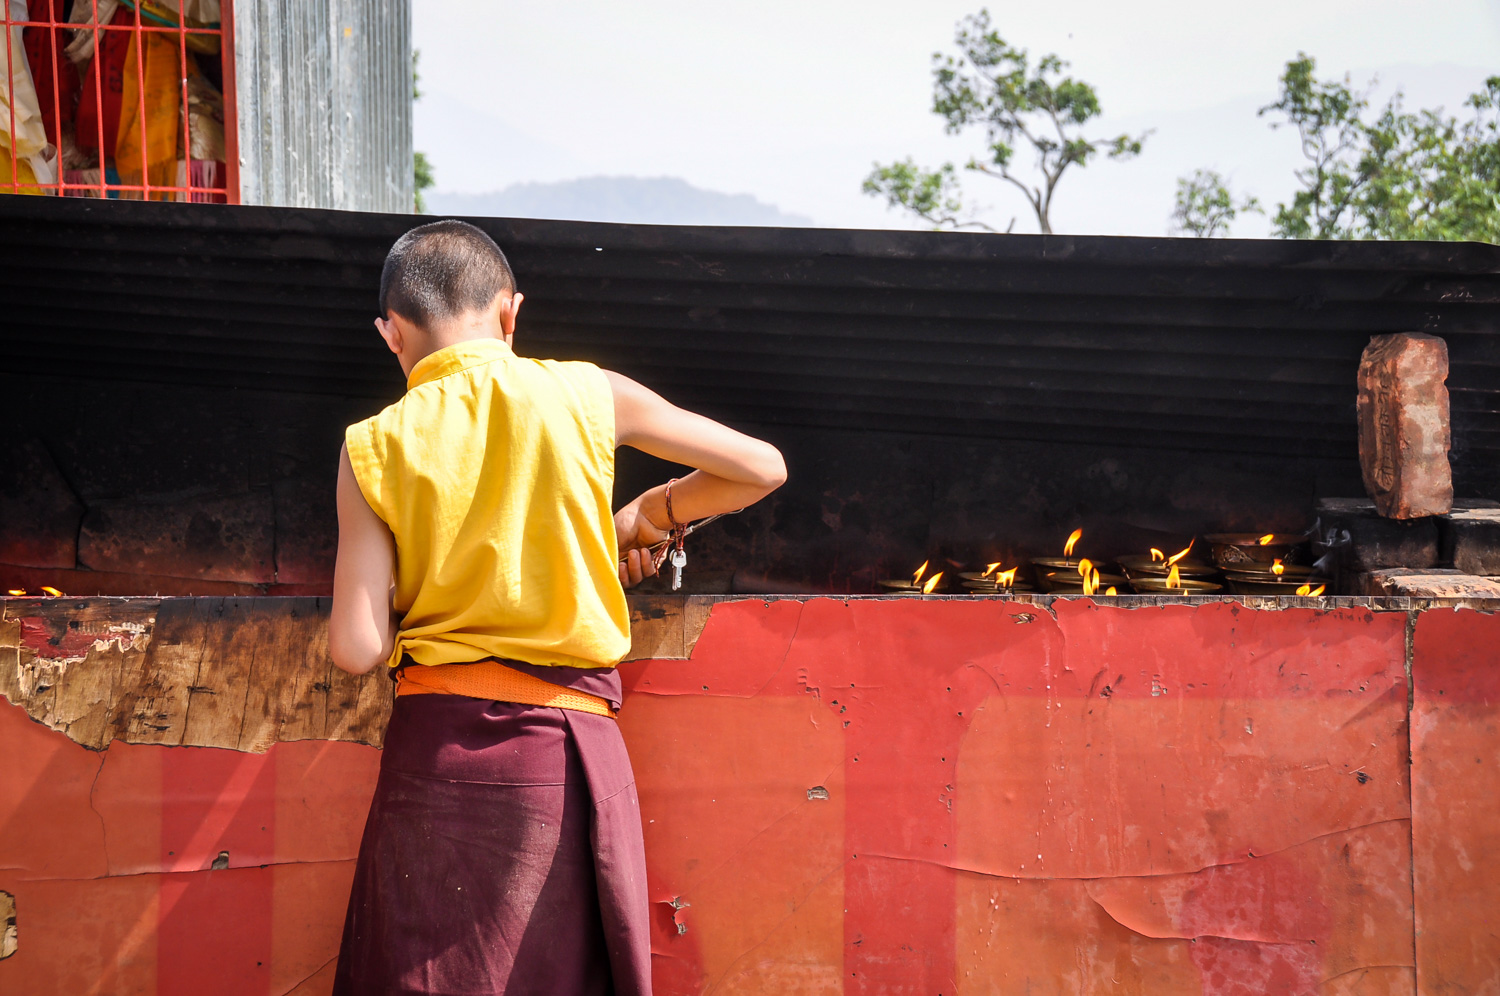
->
xmin=379 ymin=219 xmax=516 ymax=330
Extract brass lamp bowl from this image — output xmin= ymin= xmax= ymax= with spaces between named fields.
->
xmin=1116 ymin=556 xmax=1219 ymax=580
xmin=963 ymin=583 xmax=1036 ymax=594
xmin=1223 ymin=563 xmax=1316 ymax=582
xmin=1030 ymin=555 xmax=1083 ymax=572
xmin=1129 ymin=578 xmax=1225 ymax=595
xmin=1204 ymin=533 xmax=1304 ymax=568
xmin=878 ymin=579 xmax=943 ymax=593
xmin=1223 ymin=574 xmax=1331 ymax=595
xmin=1043 ymin=571 xmax=1128 ymax=593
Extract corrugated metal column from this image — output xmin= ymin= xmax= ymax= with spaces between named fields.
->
xmin=232 ymin=0 xmax=412 ymax=213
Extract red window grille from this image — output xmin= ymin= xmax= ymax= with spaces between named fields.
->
xmin=2 ymin=0 xmax=236 ymax=203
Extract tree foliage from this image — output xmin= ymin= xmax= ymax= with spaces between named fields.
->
xmin=1170 ymin=169 xmax=1261 ymax=238
xmin=865 ymin=9 xmax=1147 ymax=235
xmin=1256 ymin=55 xmax=1500 ymax=242
xmin=862 ymin=159 xmax=1001 ymax=232
xmin=413 ymin=50 xmax=435 ymax=214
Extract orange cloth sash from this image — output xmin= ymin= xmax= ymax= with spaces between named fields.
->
xmin=395 ymin=659 xmax=615 ymax=718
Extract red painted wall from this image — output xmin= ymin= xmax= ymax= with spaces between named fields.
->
xmin=1 ymin=598 xmax=1495 ymax=994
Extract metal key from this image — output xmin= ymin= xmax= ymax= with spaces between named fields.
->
xmin=670 ymin=548 xmax=687 ymax=591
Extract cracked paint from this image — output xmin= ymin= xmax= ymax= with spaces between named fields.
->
xmin=1 ymin=890 xmax=14 ymax=959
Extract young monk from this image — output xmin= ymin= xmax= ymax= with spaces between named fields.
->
xmin=327 ymin=219 xmax=786 ymax=996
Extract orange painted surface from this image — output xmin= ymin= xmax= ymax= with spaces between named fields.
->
xmin=0 ymin=703 xmax=380 ymax=995
xmin=0 ymin=598 xmax=1490 ymax=994
xmin=625 ymin=598 xmax=1415 ymax=995
xmin=1412 ymin=608 xmax=1500 ymax=996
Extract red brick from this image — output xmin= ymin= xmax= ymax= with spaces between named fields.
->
xmin=1357 ymin=333 xmax=1452 ymax=519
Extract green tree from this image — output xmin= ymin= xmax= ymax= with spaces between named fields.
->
xmin=1170 ymin=169 xmax=1261 ymax=237
xmin=861 ymin=159 xmax=1000 ymax=231
xmin=1257 ymin=55 xmax=1500 ymax=242
xmin=413 ymin=50 xmax=435 ymax=214
xmin=865 ymin=9 xmax=1147 ymax=234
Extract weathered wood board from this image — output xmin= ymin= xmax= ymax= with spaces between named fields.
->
xmin=0 ymin=595 xmax=724 ymax=751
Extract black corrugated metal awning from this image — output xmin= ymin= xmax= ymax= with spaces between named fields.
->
xmin=1 ymin=196 xmax=1496 ymax=490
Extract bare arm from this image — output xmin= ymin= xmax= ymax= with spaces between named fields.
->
xmin=607 ymin=370 xmax=787 ymax=587
xmin=329 ymin=444 xmax=399 ymax=675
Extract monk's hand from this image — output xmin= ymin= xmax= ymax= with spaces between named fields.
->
xmin=614 ymin=496 xmax=670 ymax=589
xmin=617 ymin=547 xmax=658 ymax=589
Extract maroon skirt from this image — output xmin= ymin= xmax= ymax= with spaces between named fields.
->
xmin=332 ymin=694 xmax=652 ymax=996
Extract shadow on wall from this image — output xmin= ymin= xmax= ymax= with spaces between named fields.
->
xmin=2 ymin=371 xmax=1365 ymax=596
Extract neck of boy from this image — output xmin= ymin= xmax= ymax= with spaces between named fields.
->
xmin=404 ymin=306 xmax=513 ymax=376
xmin=380 ymin=292 xmax=521 ymax=379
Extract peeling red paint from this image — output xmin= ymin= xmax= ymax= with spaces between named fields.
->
xmin=18 ymin=616 xmax=97 ymax=660
xmin=17 ymin=614 xmax=146 ymax=663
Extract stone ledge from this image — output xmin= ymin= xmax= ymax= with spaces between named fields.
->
xmin=1442 ymin=508 xmax=1500 ymax=577
xmin=1365 ymin=569 xmax=1500 ymax=599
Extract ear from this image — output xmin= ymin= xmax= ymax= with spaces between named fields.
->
xmin=498 ymin=292 xmax=524 ymax=346
xmin=374 ymin=315 xmax=403 ymax=356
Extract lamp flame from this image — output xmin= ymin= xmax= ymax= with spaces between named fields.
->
xmin=1149 ymin=547 xmax=1165 ymax=562
xmin=1105 ymin=586 xmax=1118 ymax=596
xmin=40 ymin=586 xmax=63 ymax=596
xmin=1257 ymin=533 xmax=1275 ymax=546
xmin=913 ymin=560 xmax=929 ymax=586
xmin=1082 ymin=567 xmax=1101 ymax=596
xmin=922 ymin=571 xmax=944 ymax=595
xmin=1166 ymin=539 xmax=1195 ymax=566
xmin=6 ymin=589 xmax=24 ymax=596
xmin=996 ymin=567 xmax=1018 ymax=588
xmin=1296 ymin=583 xmax=1326 ymax=596
xmin=1077 ymin=558 xmax=1094 ymax=578
xmin=1063 ymin=528 xmax=1083 ymax=557
xmin=982 ymin=562 xmax=1002 ymax=579
xmin=1271 ymin=559 xmax=1285 ymax=576
xmin=1167 ymin=565 xmax=1182 ymax=588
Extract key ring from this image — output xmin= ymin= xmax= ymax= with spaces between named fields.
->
xmin=637 ymin=479 xmax=739 ymax=577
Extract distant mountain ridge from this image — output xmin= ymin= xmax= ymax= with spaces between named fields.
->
xmin=425 ymin=176 xmax=812 ymax=227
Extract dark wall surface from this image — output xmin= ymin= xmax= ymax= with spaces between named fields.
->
xmin=1 ymin=197 xmax=1495 ymax=592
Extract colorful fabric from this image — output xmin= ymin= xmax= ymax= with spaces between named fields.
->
xmin=22 ymin=0 xmax=78 ymax=148
xmin=332 ymin=695 xmax=652 ymax=996
xmin=72 ymin=5 xmax=132 ymax=159
xmin=345 ymin=337 xmax=631 ymax=672
xmin=114 ymin=22 xmax=178 ymax=197
xmin=2 ymin=0 xmax=57 ymax=189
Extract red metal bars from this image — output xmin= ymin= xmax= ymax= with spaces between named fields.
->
xmin=1 ymin=0 xmax=233 ymax=202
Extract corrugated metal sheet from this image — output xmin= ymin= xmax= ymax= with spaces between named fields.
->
xmin=232 ymin=0 xmax=413 ymax=213
xmin=0 ymin=196 xmax=1496 ymax=492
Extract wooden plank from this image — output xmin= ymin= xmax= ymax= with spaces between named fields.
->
xmin=0 ymin=595 xmax=714 ymax=752
xmin=0 ymin=597 xmax=390 ymax=752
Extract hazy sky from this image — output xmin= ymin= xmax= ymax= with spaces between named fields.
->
xmin=413 ymin=1 xmax=1500 ymax=236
